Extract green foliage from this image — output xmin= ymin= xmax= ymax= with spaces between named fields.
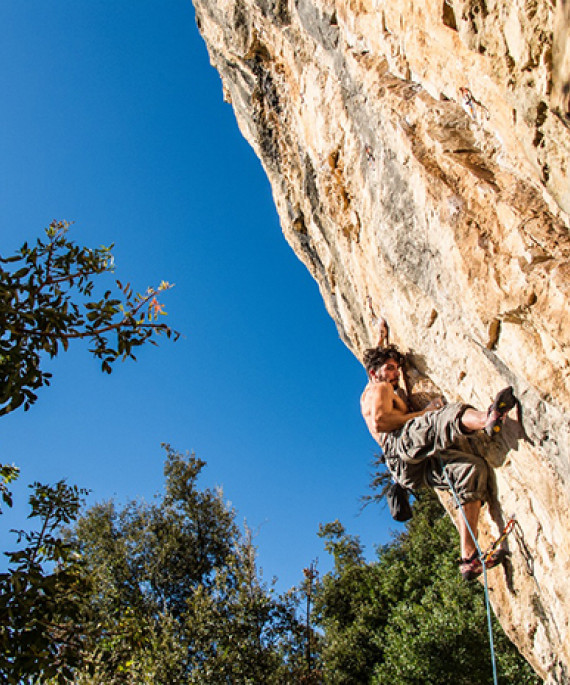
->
xmin=70 ymin=446 xmax=309 ymax=684
xmin=0 ymin=222 xmax=184 ymax=682
xmin=0 ymin=448 xmax=316 ymax=683
xmin=319 ymin=520 xmax=365 ymax=572
xmin=315 ymin=493 xmax=540 ymax=685
xmin=0 ymin=481 xmax=91 ymax=684
xmin=1 ymin=463 xmax=19 ymax=512
xmin=315 ymin=523 xmax=387 ymax=684
xmin=182 ymin=531 xmax=308 ymax=684
xmin=0 ymin=458 xmax=540 ymax=684
xmin=0 ymin=220 xmax=178 ymax=417
xmin=73 ymin=448 xmax=238 ymax=619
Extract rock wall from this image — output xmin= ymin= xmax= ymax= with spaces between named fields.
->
xmin=192 ymin=0 xmax=570 ymax=680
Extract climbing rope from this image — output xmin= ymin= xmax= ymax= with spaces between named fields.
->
xmin=439 ymin=457 xmax=499 ymax=685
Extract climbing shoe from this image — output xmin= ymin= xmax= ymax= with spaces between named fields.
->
xmin=485 ymin=386 xmax=518 ymax=436
xmin=459 ymin=549 xmax=508 ymax=581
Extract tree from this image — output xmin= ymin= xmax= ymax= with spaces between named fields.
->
xmin=69 ymin=446 xmax=308 ymax=684
xmin=314 ymin=493 xmax=540 ymax=685
xmin=0 ymin=481 xmax=91 ymax=683
xmin=0 ymin=221 xmax=179 ymax=683
xmin=314 ymin=522 xmax=387 ymax=684
xmin=0 ymin=220 xmax=178 ymax=417
xmin=1 ymin=448 xmax=312 ymax=683
xmin=182 ymin=528 xmax=310 ymax=684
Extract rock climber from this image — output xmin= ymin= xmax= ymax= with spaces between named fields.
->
xmin=459 ymin=86 xmax=490 ymax=123
xmin=460 ymin=86 xmax=478 ymax=121
xmin=360 ymin=343 xmax=517 ymax=580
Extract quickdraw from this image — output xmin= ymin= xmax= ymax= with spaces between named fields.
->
xmin=481 ymin=516 xmax=516 ymax=564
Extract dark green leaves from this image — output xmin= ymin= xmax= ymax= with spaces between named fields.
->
xmin=68 ymin=446 xmax=307 ymax=683
xmin=0 ymin=220 xmax=179 ymax=417
xmin=0 ymin=463 xmax=20 ymax=512
xmin=0 ymin=481 xmax=91 ymax=684
xmin=314 ymin=493 xmax=540 ymax=685
xmin=0 ymin=222 xmax=182 ymax=682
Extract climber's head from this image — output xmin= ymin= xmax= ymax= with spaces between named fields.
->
xmin=363 ymin=345 xmax=404 ymax=387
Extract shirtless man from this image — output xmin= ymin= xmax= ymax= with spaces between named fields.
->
xmin=360 ymin=344 xmax=516 ymax=580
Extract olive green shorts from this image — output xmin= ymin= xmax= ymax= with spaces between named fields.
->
xmin=382 ymin=402 xmax=489 ymax=504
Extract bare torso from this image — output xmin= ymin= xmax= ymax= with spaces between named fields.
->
xmin=360 ymin=381 xmax=409 ymax=445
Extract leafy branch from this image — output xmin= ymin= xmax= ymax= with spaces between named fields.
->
xmin=0 ymin=481 xmax=91 ymax=683
xmin=0 ymin=220 xmax=180 ymax=416
xmin=0 ymin=463 xmax=19 ymax=512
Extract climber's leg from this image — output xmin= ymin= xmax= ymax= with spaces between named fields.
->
xmin=459 ymin=407 xmax=488 ymax=432
xmin=458 ymin=499 xmax=481 ymax=559
xmin=460 ymin=387 xmax=518 ymax=436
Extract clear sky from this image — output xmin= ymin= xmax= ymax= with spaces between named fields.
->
xmin=0 ymin=0 xmax=402 ymax=591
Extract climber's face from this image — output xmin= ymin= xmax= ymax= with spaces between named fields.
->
xmin=377 ymin=360 xmax=400 ymax=387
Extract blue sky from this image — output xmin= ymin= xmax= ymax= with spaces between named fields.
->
xmin=0 ymin=0 xmax=401 ymax=591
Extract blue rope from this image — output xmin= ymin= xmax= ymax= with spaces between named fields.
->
xmin=439 ymin=456 xmax=499 ymax=685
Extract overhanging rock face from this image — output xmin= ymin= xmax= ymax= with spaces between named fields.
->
xmin=192 ymin=0 xmax=570 ymax=680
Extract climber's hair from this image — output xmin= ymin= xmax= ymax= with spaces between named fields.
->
xmin=363 ymin=345 xmax=404 ymax=376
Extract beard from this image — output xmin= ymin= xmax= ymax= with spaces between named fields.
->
xmin=379 ymin=373 xmax=399 ymax=388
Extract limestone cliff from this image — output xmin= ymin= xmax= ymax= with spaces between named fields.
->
xmin=192 ymin=0 xmax=570 ymax=680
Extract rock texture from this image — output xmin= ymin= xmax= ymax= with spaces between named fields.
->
xmin=192 ymin=0 xmax=570 ymax=680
